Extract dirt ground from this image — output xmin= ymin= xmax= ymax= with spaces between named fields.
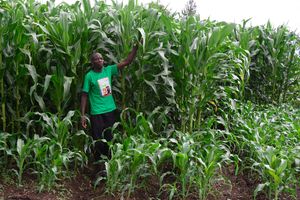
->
xmin=0 ymin=165 xmax=298 ymax=200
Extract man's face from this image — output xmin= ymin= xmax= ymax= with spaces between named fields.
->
xmin=92 ymin=53 xmax=104 ymax=68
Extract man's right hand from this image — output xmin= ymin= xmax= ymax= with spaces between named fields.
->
xmin=81 ymin=116 xmax=87 ymax=129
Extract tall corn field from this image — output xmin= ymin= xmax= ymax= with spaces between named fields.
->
xmin=0 ymin=0 xmax=299 ymax=199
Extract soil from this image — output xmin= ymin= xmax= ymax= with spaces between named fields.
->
xmin=0 ymin=164 xmax=298 ymax=200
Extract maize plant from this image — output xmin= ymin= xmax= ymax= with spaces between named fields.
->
xmin=0 ymin=0 xmax=299 ymax=199
xmin=225 ymin=103 xmax=300 ymax=199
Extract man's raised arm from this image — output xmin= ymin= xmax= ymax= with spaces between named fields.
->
xmin=117 ymin=43 xmax=139 ymax=69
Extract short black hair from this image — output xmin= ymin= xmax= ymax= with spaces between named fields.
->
xmin=90 ymin=52 xmax=103 ymax=63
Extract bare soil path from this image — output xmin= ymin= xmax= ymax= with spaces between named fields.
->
xmin=1 ymin=165 xmax=298 ymax=200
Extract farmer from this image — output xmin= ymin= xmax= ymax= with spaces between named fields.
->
xmin=81 ymin=43 xmax=138 ymax=160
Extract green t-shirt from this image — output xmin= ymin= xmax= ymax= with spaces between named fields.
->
xmin=82 ymin=64 xmax=119 ymax=115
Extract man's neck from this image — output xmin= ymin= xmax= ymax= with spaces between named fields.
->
xmin=93 ymin=66 xmax=103 ymax=72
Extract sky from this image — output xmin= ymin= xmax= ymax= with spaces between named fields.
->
xmin=40 ymin=0 xmax=300 ymax=32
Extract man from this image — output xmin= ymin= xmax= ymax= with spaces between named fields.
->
xmin=81 ymin=43 xmax=138 ymax=160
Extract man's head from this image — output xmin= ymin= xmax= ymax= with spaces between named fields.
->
xmin=90 ymin=52 xmax=104 ymax=69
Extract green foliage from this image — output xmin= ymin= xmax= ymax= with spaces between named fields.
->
xmin=0 ymin=111 xmax=91 ymax=191
xmin=222 ymin=103 xmax=300 ymax=199
xmin=0 ymin=0 xmax=299 ymax=199
xmin=241 ymin=23 xmax=300 ymax=104
xmin=102 ymin=109 xmax=230 ymax=199
xmin=0 ymin=0 xmax=298 ymax=131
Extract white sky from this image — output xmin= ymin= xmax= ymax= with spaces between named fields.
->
xmin=40 ymin=0 xmax=300 ymax=32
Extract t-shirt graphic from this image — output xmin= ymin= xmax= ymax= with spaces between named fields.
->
xmin=98 ymin=77 xmax=111 ymax=96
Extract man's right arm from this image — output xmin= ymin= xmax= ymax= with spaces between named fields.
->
xmin=81 ymin=92 xmax=88 ymax=129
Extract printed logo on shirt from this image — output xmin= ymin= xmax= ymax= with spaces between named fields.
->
xmin=97 ymin=77 xmax=111 ymax=96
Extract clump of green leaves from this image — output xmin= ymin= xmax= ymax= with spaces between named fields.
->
xmin=100 ymin=108 xmax=231 ymax=199
xmin=0 ymin=111 xmax=92 ymax=191
xmin=223 ymin=103 xmax=300 ymax=199
xmin=0 ymin=0 xmax=299 ymax=198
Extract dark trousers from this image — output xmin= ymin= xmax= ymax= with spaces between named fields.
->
xmin=90 ymin=110 xmax=116 ymax=160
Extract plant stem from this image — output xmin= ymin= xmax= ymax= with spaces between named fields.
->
xmin=121 ymin=71 xmax=126 ymax=110
xmin=0 ymin=45 xmax=5 ymax=132
xmin=189 ymin=109 xmax=194 ymax=133
xmin=0 ymin=25 xmax=5 ymax=131
xmin=196 ymin=109 xmax=202 ymax=130
xmin=139 ymin=57 xmax=144 ymax=112
xmin=16 ymin=63 xmax=20 ymax=132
